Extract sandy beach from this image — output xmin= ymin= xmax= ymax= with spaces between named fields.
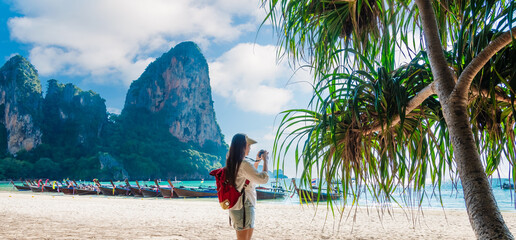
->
xmin=1 ymin=191 xmax=515 ymax=239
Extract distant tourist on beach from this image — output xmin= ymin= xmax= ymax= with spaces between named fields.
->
xmin=225 ymin=133 xmax=269 ymax=240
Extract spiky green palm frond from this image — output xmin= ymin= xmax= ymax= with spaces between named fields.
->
xmin=274 ymin=54 xmax=454 ymax=206
xmin=266 ymin=0 xmax=516 ymax=209
xmin=263 ymin=0 xmax=390 ymax=75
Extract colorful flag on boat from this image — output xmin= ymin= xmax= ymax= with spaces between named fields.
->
xmin=311 ymin=178 xmax=316 ymax=185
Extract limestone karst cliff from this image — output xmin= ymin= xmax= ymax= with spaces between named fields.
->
xmin=123 ymin=41 xmax=226 ymax=153
xmin=0 ymin=55 xmax=42 ymax=154
xmin=42 ymin=79 xmax=108 ymax=148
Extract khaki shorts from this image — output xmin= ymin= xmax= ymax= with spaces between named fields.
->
xmin=229 ymin=200 xmax=255 ymax=231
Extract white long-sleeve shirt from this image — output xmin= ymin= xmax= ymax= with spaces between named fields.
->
xmin=230 ymin=159 xmax=269 ymax=210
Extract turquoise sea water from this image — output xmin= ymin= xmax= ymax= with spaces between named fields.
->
xmin=2 ymin=179 xmax=515 ymax=211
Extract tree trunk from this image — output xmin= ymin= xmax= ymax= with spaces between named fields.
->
xmin=415 ymin=0 xmax=514 ymax=239
xmin=442 ymin=93 xmax=513 ymax=239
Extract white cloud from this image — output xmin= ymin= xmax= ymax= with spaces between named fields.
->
xmin=7 ymin=0 xmax=264 ymax=85
xmin=233 ymin=85 xmax=293 ymax=114
xmin=210 ymin=43 xmax=312 ymax=115
xmin=107 ymin=107 xmax=122 ymax=115
xmin=262 ymin=132 xmax=276 ymax=141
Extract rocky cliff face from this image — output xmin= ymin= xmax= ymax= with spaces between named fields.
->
xmin=123 ymin=42 xmax=225 ymax=150
xmin=0 ymin=55 xmax=43 ymax=154
xmin=42 ymin=79 xmax=107 ymax=147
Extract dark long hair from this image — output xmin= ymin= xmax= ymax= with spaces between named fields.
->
xmin=225 ymin=133 xmax=247 ymax=188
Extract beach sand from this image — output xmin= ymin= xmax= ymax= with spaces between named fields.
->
xmin=1 ymin=191 xmax=515 ymax=239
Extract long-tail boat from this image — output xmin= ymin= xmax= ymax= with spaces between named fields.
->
xmin=43 ymin=185 xmax=58 ymax=192
xmin=172 ymin=185 xmax=217 ymax=198
xmin=24 ymin=179 xmax=35 ymax=189
xmin=502 ymin=182 xmax=515 ymax=190
xmin=129 ymin=179 xmax=143 ymax=197
xmin=72 ymin=180 xmax=99 ymax=195
xmin=10 ymin=180 xmax=31 ymax=191
xmin=29 ymin=179 xmax=44 ymax=192
xmin=75 ymin=188 xmax=99 ymax=195
xmin=60 ymin=180 xmax=78 ymax=195
xmin=291 ymin=179 xmax=340 ymax=202
xmin=112 ymin=180 xmax=132 ymax=196
xmin=43 ymin=180 xmax=61 ymax=192
xmin=94 ymin=179 xmax=117 ymax=196
xmin=60 ymin=181 xmax=97 ymax=195
xmin=39 ymin=179 xmax=53 ymax=192
xmin=41 ymin=179 xmax=63 ymax=193
xmin=140 ymin=180 xmax=162 ymax=197
xmin=60 ymin=188 xmax=75 ymax=195
xmin=160 ymin=180 xmax=178 ymax=198
xmin=126 ymin=179 xmax=143 ymax=197
xmin=256 ymin=186 xmax=287 ymax=200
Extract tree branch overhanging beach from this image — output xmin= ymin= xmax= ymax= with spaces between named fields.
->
xmin=263 ymin=0 xmax=516 ymax=238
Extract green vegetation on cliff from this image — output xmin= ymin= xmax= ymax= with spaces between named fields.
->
xmin=101 ymin=110 xmax=223 ymax=180
xmin=0 ymin=55 xmax=42 ymax=115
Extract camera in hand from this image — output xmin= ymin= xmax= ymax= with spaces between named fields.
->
xmin=258 ymin=149 xmax=266 ymax=158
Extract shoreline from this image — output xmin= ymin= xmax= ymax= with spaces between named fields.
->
xmin=2 ymin=192 xmax=516 ymax=239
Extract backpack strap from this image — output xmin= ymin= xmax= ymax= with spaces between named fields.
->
xmin=242 ymin=189 xmax=246 ymax=228
xmin=241 ymin=179 xmax=249 ymax=228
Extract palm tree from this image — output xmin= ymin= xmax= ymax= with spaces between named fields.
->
xmin=263 ymin=0 xmax=516 ymax=238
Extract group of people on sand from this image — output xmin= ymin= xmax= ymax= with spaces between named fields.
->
xmin=224 ymin=133 xmax=269 ymax=240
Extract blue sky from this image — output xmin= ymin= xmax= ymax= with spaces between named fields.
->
xmin=0 ymin=0 xmax=314 ymax=177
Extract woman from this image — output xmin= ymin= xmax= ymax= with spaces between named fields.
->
xmin=226 ymin=133 xmax=269 ymax=240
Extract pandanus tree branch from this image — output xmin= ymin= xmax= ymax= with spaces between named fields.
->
xmin=362 ymin=84 xmax=515 ymax=136
xmin=363 ymin=28 xmax=516 ymax=136
xmin=454 ymin=27 xmax=516 ymax=99
xmin=363 ymin=81 xmax=436 ymax=135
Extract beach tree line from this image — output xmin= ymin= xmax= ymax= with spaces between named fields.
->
xmin=264 ymin=0 xmax=515 ymax=238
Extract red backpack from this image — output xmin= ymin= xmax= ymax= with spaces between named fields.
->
xmin=210 ymin=167 xmax=249 ymax=210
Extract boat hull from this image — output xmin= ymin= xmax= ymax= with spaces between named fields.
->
xmin=114 ymin=187 xmax=132 ymax=196
xmin=13 ymin=184 xmax=31 ymax=191
xmin=296 ymin=188 xmax=340 ymax=201
xmin=60 ymin=188 xmax=75 ymax=195
xmin=43 ymin=185 xmax=59 ymax=192
xmin=160 ymin=188 xmax=178 ymax=198
xmin=256 ymin=189 xmax=286 ymax=200
xmin=141 ymin=188 xmax=161 ymax=197
xmin=75 ymin=188 xmax=99 ymax=195
xmin=29 ymin=186 xmax=44 ymax=192
xmin=60 ymin=187 xmax=98 ymax=195
xmin=173 ymin=187 xmax=217 ymax=198
xmin=129 ymin=187 xmax=143 ymax=197
xmin=98 ymin=186 xmax=117 ymax=196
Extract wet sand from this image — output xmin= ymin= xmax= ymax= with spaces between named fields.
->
xmin=1 ymin=191 xmax=515 ymax=239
